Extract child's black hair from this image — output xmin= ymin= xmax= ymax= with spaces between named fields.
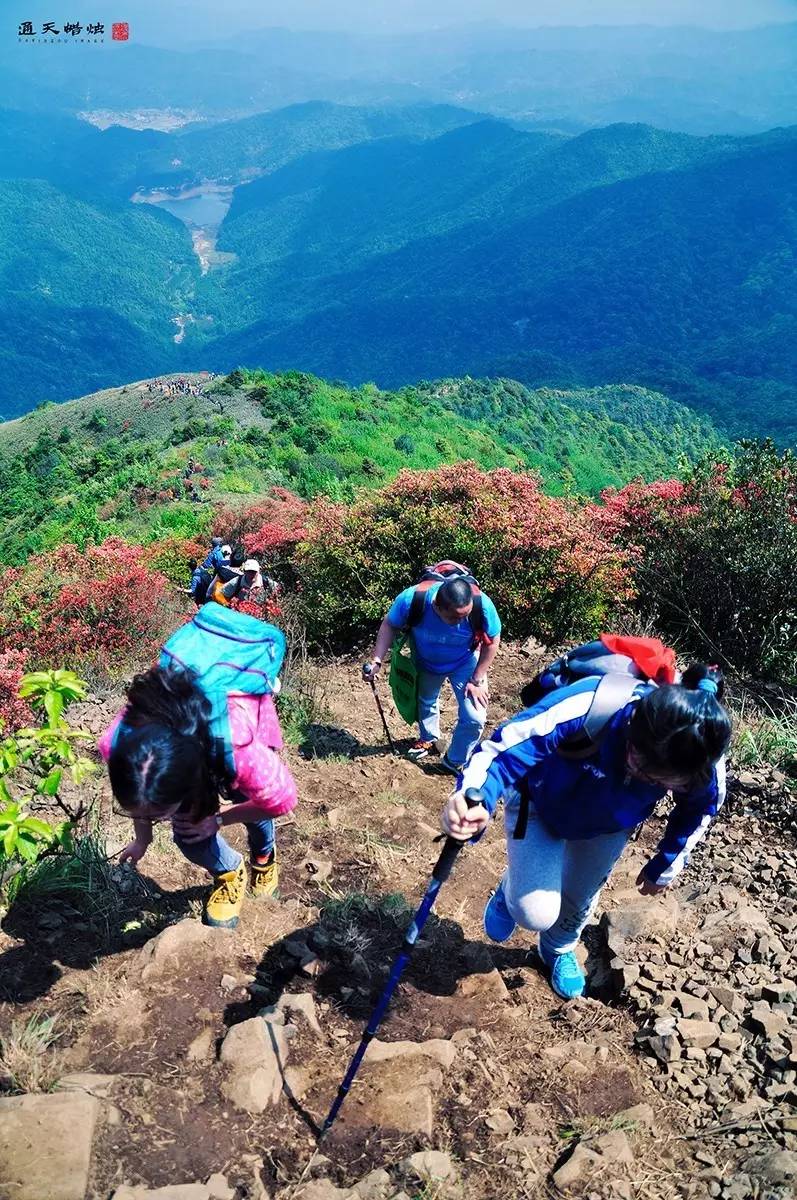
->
xmin=628 ymin=664 xmax=731 ymax=785
xmin=108 ymin=665 xmax=224 ymax=820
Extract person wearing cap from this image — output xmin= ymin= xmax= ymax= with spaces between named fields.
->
xmin=239 ymin=559 xmax=265 ymax=601
xmin=209 ymin=553 xmax=267 ymax=609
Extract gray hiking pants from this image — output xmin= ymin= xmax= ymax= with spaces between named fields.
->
xmin=502 ymin=788 xmax=631 ymax=955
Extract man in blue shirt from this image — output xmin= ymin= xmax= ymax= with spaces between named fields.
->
xmin=365 ymin=576 xmax=502 ymax=772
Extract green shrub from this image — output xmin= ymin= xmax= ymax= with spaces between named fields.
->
xmin=0 ymin=669 xmax=95 ymax=911
xmin=143 ymin=534 xmax=207 ymax=586
xmin=735 ymin=699 xmax=797 ymax=779
xmin=218 ymin=471 xmax=256 ymax=494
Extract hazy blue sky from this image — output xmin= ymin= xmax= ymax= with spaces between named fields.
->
xmin=251 ymin=0 xmax=797 ymax=31
xmin=25 ymin=0 xmax=791 ymax=42
xmin=9 ymin=0 xmax=797 ymax=52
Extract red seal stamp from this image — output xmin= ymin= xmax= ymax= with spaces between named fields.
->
xmin=112 ymin=22 xmax=129 ymax=40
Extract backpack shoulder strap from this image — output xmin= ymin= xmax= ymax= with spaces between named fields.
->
xmin=407 ymin=586 xmax=428 ymax=629
xmin=559 ymin=675 xmax=642 ymax=759
xmin=582 ymin=674 xmax=641 ymax=743
xmin=468 ymin=590 xmax=485 ymax=635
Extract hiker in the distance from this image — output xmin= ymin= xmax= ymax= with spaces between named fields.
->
xmin=364 ymin=562 xmax=502 ymax=773
xmin=209 ymin=555 xmax=266 ymax=609
xmin=441 ymin=656 xmax=731 ymax=1000
xmin=185 ymin=557 xmax=211 ymax=606
xmin=201 ymin=535 xmax=228 ymax=574
xmin=99 ymin=606 xmax=295 ymax=930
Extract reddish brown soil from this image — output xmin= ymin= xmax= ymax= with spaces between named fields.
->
xmin=0 ymin=645 xmax=765 ymax=1198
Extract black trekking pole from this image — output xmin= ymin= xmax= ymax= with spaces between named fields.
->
xmin=320 ymin=788 xmax=484 ymax=1138
xmin=362 ymin=662 xmax=397 ymax=755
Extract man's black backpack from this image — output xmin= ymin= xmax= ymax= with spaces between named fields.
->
xmin=405 ymin=560 xmax=492 ymax=647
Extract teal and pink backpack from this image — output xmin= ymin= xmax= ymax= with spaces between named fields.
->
xmin=159 ymin=604 xmax=285 ymax=775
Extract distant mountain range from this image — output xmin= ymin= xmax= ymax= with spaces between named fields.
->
xmin=0 ymin=102 xmax=794 ymax=445
xmin=202 ymin=119 xmax=797 ymax=443
xmin=1 ymin=22 xmax=795 ymax=136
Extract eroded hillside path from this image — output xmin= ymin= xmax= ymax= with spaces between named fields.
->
xmin=0 ymin=645 xmax=795 ymax=1200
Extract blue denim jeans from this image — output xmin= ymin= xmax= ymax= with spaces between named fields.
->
xmin=173 ymin=797 xmax=275 ymax=877
xmin=417 ymin=652 xmax=486 ymax=766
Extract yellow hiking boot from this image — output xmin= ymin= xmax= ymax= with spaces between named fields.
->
xmin=250 ymin=851 xmax=279 ymax=899
xmin=204 ymin=859 xmax=246 ymax=928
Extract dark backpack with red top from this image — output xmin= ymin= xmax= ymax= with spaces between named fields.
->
xmin=405 ymin=561 xmax=492 ymax=647
xmin=520 ymin=634 xmax=678 ymax=757
xmin=510 ymin=634 xmax=679 ymax=841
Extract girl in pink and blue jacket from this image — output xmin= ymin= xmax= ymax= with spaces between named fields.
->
xmin=99 ymin=660 xmax=296 ymax=930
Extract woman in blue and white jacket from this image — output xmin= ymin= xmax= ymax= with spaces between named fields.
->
xmin=441 ymin=665 xmax=731 ymax=1000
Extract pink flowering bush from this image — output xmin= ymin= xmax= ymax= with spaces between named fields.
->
xmin=296 ymin=463 xmax=631 ymax=645
xmin=0 ymin=539 xmax=173 ymax=675
xmin=0 ymin=649 xmax=34 ymax=733
xmin=214 ymin=489 xmax=309 ymax=585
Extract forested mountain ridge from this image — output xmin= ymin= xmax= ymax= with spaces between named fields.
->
xmin=0 ymin=370 xmax=721 ymax=564
xmin=157 ymin=102 xmax=488 ymax=190
xmin=0 ymin=180 xmax=198 ymax=418
xmin=206 ymin=120 xmax=750 ymax=328
xmin=204 ymin=127 xmax=797 ymax=444
xmin=0 ymin=102 xmax=485 ymax=202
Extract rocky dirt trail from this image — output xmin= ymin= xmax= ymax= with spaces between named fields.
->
xmin=0 ymin=644 xmax=795 ymax=1200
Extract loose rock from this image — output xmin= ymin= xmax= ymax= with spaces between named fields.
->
xmin=749 ymin=1002 xmax=789 ymax=1039
xmin=301 ymin=858 xmax=333 ymax=883
xmin=112 ymin=1189 xmax=211 ymax=1200
xmin=276 ymin=992 xmax=322 ymax=1034
xmin=486 ymin=1107 xmax=515 ymax=1134
xmin=187 ymin=1027 xmax=215 ymax=1062
xmin=400 ymin=1150 xmax=457 ymax=1182
xmin=206 ymin=1176 xmax=236 ymax=1200
xmin=138 ymin=919 xmax=232 ymax=982
xmin=219 ymin=1016 xmax=290 ymax=1113
xmin=291 ymin=1182 xmax=353 ymax=1200
xmin=744 ymin=1149 xmax=797 ymax=1184
xmin=455 ymin=968 xmax=508 ymax=1001
xmin=363 ymin=1037 xmax=456 ymax=1070
xmin=553 ymin=1144 xmax=602 ymax=1190
xmin=677 ymin=1019 xmax=721 ymax=1049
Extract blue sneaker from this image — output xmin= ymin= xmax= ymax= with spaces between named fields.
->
xmin=483 ymin=877 xmax=516 ymax=942
xmin=539 ymin=944 xmax=585 ymax=1000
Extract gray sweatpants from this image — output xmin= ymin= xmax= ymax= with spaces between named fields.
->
xmin=502 ymin=787 xmax=631 ymax=955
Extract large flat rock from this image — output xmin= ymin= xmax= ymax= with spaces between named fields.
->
xmin=0 ymin=1091 xmax=99 ymax=1200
